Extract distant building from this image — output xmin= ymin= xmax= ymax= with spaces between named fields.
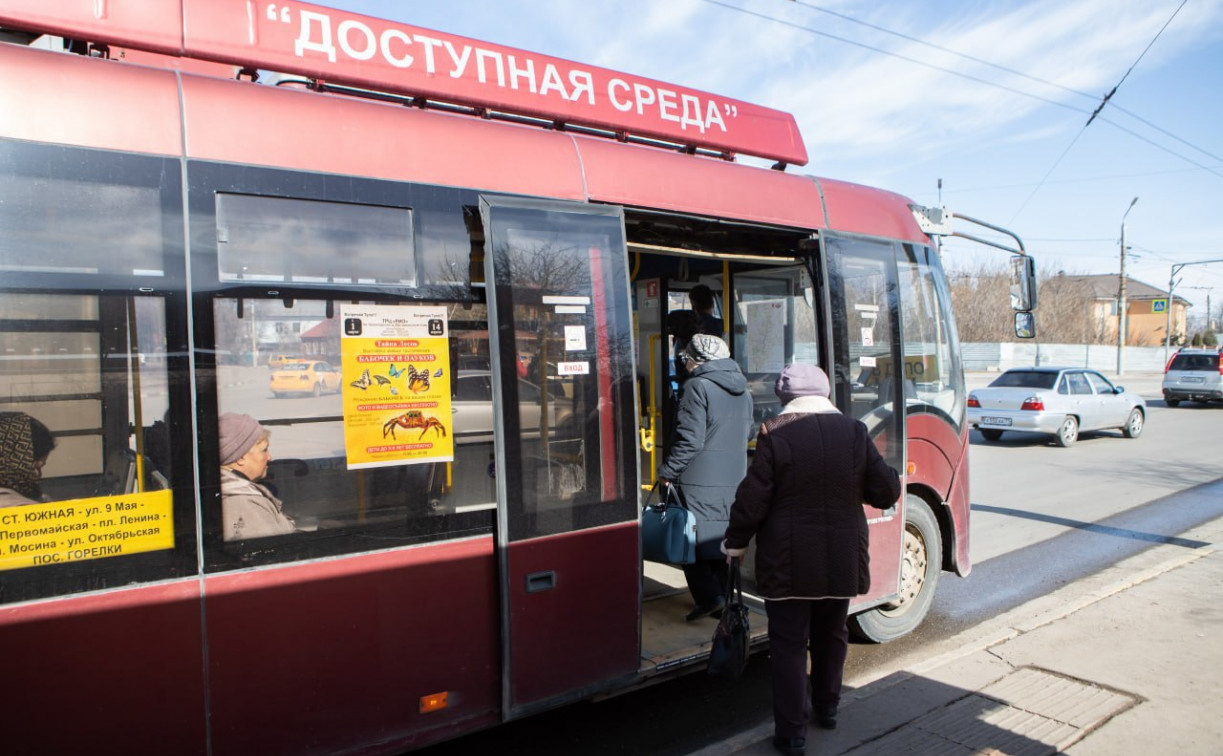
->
xmin=1055 ymin=274 xmax=1189 ymax=346
xmin=300 ymin=318 xmax=340 ymax=358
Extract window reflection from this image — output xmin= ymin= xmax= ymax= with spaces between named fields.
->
xmin=728 ymin=266 xmax=820 ymax=432
xmin=0 ymin=293 xmax=173 ymax=500
xmin=898 ymin=245 xmax=965 ymax=429
xmin=215 ymin=194 xmax=416 ymax=285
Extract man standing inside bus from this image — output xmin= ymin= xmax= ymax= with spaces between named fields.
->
xmin=688 ymin=284 xmax=724 ymax=338
xmin=657 ymin=334 xmax=753 ymax=621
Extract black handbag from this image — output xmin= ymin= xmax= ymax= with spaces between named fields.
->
xmin=707 ymin=556 xmax=750 ymax=678
xmin=640 ymin=482 xmax=697 ymax=565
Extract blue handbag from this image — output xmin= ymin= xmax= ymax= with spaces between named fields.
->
xmin=641 ymin=482 xmax=697 ymax=564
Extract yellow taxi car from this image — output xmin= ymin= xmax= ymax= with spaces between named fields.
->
xmin=267 ymin=353 xmax=298 ymax=369
xmin=270 ymin=360 xmax=342 ymax=397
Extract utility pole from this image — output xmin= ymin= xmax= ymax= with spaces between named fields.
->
xmin=1117 ymin=197 xmax=1138 ymax=375
xmin=1164 ymin=259 xmax=1223 ymax=364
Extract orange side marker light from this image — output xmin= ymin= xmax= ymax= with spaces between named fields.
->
xmin=419 ymin=691 xmax=449 ymax=714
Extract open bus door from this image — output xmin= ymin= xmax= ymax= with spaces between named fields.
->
xmin=822 ymin=235 xmax=908 ymax=628
xmin=478 ymin=196 xmax=640 ymax=718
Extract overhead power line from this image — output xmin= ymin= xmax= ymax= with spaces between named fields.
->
xmin=700 ymin=0 xmax=1222 ymax=179
xmin=788 ymin=0 xmax=1220 ymax=166
xmin=1085 ymin=0 xmax=1187 ymax=126
xmin=1011 ymin=0 xmax=1210 ymax=221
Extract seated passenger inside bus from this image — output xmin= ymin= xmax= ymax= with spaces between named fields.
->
xmin=0 ymin=412 xmax=57 ymax=508
xmin=218 ymin=412 xmax=298 ymax=540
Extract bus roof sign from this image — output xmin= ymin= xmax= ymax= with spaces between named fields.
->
xmin=0 ymin=0 xmax=809 ymax=166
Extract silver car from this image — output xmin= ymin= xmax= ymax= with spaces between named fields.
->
xmin=1162 ymin=349 xmax=1223 ymax=407
xmin=451 ymin=371 xmax=573 ymax=443
xmin=968 ymin=367 xmax=1146 ymax=448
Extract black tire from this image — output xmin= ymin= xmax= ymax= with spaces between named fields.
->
xmin=313 ymin=382 xmax=322 ymax=397
xmin=1122 ymin=408 xmax=1144 ymax=439
xmin=1055 ymin=416 xmax=1078 ymax=448
xmin=979 ymin=428 xmax=1004 ymax=441
xmin=271 ymin=391 xmax=284 ymax=399
xmin=1165 ymin=398 xmax=1180 ymax=408
xmin=849 ymin=495 xmax=942 ymax=643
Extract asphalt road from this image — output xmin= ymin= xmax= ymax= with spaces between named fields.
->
xmin=411 ymin=385 xmax=1222 ymax=755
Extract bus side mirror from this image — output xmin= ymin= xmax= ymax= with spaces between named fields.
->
xmin=1009 ymin=255 xmax=1037 ymax=311
xmin=1014 ymin=311 xmax=1035 ymax=339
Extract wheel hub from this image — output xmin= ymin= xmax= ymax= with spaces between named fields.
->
xmin=883 ymin=525 xmax=927 ymax=614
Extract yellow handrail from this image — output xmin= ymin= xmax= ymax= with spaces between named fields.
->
xmin=639 ymin=333 xmax=662 ymax=486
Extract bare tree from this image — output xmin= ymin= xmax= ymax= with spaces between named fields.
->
xmin=946 ymin=262 xmax=1012 ymax=342
xmin=947 ymin=263 xmax=1101 ymax=343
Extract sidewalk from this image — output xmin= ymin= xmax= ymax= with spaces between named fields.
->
xmin=694 ymin=482 xmax=1223 ymax=756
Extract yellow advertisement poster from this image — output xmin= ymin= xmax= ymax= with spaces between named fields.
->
xmin=341 ymin=304 xmax=453 ymax=469
xmin=0 ymin=489 xmax=174 ymax=571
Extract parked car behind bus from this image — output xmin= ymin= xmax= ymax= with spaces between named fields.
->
xmin=1162 ymin=349 xmax=1223 ymax=407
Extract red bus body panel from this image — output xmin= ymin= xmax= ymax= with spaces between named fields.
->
xmin=814 ymin=177 xmax=929 ymax=245
xmin=0 ymin=0 xmax=183 ymax=54
xmin=907 ymin=413 xmax=972 ymax=576
xmin=0 ymin=581 xmax=207 ymax=755
xmin=948 ymin=427 xmax=972 ymax=575
xmin=204 ymin=538 xmax=500 ymax=755
xmin=576 ymin=137 xmax=825 ymax=228
xmin=506 ymin=524 xmax=639 ymax=708
xmin=0 ymin=0 xmax=807 ymax=165
xmin=181 ymin=74 xmax=589 ymax=201
xmin=0 ymin=43 xmax=182 ymax=155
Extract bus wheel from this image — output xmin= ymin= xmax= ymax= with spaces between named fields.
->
xmin=849 ymin=495 xmax=941 ymax=643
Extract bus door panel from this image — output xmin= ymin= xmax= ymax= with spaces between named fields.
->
xmin=479 ymin=196 xmax=639 ymax=717
xmin=824 ymin=235 xmax=905 ymax=607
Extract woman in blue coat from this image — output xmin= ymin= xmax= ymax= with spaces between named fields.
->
xmin=658 ymin=334 xmax=753 ymax=621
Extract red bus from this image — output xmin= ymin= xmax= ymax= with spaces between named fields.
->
xmin=0 ymin=2 xmax=1035 ymax=754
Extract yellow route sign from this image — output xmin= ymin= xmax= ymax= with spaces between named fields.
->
xmin=0 ymin=490 xmax=174 ymax=571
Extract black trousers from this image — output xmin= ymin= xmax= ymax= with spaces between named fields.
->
xmin=764 ymin=597 xmax=851 ymax=739
xmin=682 ymin=557 xmax=729 ymax=608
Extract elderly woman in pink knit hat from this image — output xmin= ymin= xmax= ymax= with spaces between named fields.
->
xmin=724 ymin=363 xmax=899 ymax=756
xmin=218 ymin=412 xmax=296 ymax=541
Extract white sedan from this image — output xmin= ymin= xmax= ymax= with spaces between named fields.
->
xmin=967 ymin=367 xmax=1146 ymax=448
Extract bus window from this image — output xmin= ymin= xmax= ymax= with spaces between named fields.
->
xmin=824 ymin=235 xmax=904 ymax=471
xmin=729 ymin=265 xmax=821 ymax=428
xmin=898 ymin=244 xmax=965 ymax=429
xmin=0 ymin=291 xmax=189 ymax=601
xmin=0 ymin=141 xmax=193 ymax=604
xmin=215 ymin=194 xmax=416 ymax=286
xmin=210 ymin=298 xmax=501 ymax=541
xmin=0 ymin=147 xmax=168 ymax=277
xmin=482 ymin=198 xmax=638 ymax=539
xmin=193 ymin=168 xmax=497 ymax=566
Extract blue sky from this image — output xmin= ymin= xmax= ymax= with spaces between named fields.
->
xmin=325 ymin=0 xmax=1223 ymax=321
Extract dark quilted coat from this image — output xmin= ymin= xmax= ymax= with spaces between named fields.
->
xmin=724 ymin=410 xmax=900 ymax=599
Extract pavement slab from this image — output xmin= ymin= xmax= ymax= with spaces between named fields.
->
xmin=697 ymin=512 xmax=1223 ymax=756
